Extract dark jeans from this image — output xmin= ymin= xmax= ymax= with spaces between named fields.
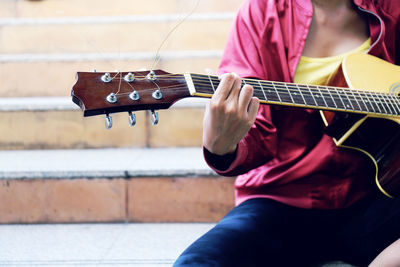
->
xmin=174 ymin=194 xmax=400 ymax=267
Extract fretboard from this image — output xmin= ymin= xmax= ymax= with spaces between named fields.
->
xmin=189 ymin=73 xmax=400 ymax=117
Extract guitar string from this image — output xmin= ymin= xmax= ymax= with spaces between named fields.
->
xmin=111 ymin=73 xmax=400 ymax=98
xmin=149 ymin=0 xmax=201 ymax=71
xmin=188 ymin=75 xmax=400 ymax=109
xmin=109 ymin=72 xmax=400 ymax=97
xmin=109 ymin=78 xmax=400 ymax=112
xmin=191 ymin=80 xmax=400 ymax=114
xmin=109 ymin=74 xmax=400 ymax=107
xmin=191 ymin=80 xmax=400 ymax=107
xmin=106 ymin=73 xmax=400 ymax=114
xmin=114 ymin=85 xmax=398 ymax=116
xmin=112 ymin=83 xmax=396 ymax=116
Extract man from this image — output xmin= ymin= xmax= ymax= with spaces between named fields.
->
xmin=174 ymin=0 xmax=400 ymax=266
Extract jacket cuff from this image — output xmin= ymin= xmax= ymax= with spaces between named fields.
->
xmin=203 ymin=141 xmax=248 ymax=175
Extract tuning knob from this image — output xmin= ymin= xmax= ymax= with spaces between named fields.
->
xmin=128 ymin=112 xmax=136 ymax=127
xmin=124 ymin=72 xmax=135 ymax=82
xmin=106 ymin=93 xmax=117 ymax=103
xmin=105 ymin=114 xmax=113 ymax=129
xmin=129 ymin=91 xmax=140 ymax=101
xmin=152 ymin=89 xmax=163 ymax=100
xmin=101 ymin=72 xmax=112 ymax=83
xmin=146 ymin=70 xmax=157 ymax=81
xmin=151 ymin=110 xmax=159 ymax=125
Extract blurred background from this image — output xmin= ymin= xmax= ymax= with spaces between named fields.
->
xmin=0 ymin=0 xmax=242 ymax=265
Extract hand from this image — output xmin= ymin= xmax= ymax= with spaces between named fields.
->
xmin=203 ymin=73 xmax=260 ymax=156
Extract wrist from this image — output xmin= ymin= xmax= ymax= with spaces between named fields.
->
xmin=204 ymin=142 xmax=237 ymax=156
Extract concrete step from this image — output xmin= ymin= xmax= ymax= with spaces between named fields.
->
xmin=0 ymin=57 xmax=220 ymax=97
xmin=0 ymin=19 xmax=232 ymax=54
xmin=0 ymin=223 xmax=357 ymax=267
xmin=0 ymin=223 xmax=215 ymax=266
xmin=0 ymin=147 xmax=235 ymax=223
xmin=0 ymin=97 xmax=206 ymax=149
xmin=1 ymin=0 xmax=243 ymax=18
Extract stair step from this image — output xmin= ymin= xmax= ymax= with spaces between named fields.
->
xmin=0 ymin=223 xmax=357 ymax=267
xmin=0 ymin=19 xmax=231 ymax=54
xmin=0 ymin=223 xmax=215 ymax=266
xmin=1 ymin=0 xmax=243 ymax=18
xmin=0 ymin=57 xmax=220 ymax=97
xmin=0 ymin=97 xmax=206 ymax=149
xmin=0 ymin=147 xmax=235 ymax=223
xmin=0 ymin=147 xmax=211 ymax=178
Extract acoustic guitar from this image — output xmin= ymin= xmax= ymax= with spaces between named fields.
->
xmin=71 ymin=53 xmax=400 ymax=198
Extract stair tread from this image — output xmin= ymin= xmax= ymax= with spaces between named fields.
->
xmin=0 ymin=223 xmax=357 ymax=267
xmin=0 ymin=223 xmax=215 ymax=266
xmin=0 ymin=147 xmax=215 ymax=179
xmin=0 ymin=96 xmax=207 ymax=111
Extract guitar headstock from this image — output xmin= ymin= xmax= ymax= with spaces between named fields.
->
xmin=71 ymin=69 xmax=191 ymax=128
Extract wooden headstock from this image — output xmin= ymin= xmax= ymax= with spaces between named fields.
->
xmin=71 ymin=69 xmax=191 ymax=128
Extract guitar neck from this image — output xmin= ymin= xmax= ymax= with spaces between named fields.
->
xmin=185 ymin=73 xmax=400 ymax=117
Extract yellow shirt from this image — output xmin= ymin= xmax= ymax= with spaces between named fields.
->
xmin=294 ymin=38 xmax=371 ymax=85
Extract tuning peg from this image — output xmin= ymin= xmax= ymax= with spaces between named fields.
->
xmin=128 ymin=112 xmax=136 ymax=127
xmin=129 ymin=91 xmax=140 ymax=101
xmin=151 ymin=110 xmax=159 ymax=125
xmin=105 ymin=114 xmax=113 ymax=130
xmin=106 ymin=93 xmax=117 ymax=103
xmin=152 ymin=89 xmax=163 ymax=100
xmin=146 ymin=70 xmax=157 ymax=81
xmin=124 ymin=72 xmax=135 ymax=83
xmin=101 ymin=72 xmax=112 ymax=83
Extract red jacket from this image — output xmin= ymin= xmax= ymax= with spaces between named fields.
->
xmin=205 ymin=0 xmax=400 ymax=209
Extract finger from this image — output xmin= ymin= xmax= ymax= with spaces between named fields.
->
xmin=212 ymin=73 xmax=236 ymax=102
xmin=238 ymin=84 xmax=255 ymax=113
xmin=226 ymin=74 xmax=243 ymax=103
xmin=247 ymin=97 xmax=260 ymax=120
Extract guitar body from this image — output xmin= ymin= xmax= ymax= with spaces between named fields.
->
xmin=322 ymin=53 xmax=400 ymax=197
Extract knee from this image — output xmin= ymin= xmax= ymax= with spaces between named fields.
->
xmin=173 ymin=253 xmax=220 ymax=267
xmin=369 ymin=239 xmax=400 ymax=267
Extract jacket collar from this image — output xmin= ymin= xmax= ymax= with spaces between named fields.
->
xmin=293 ymin=0 xmax=373 ymax=13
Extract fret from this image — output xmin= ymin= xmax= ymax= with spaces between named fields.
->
xmin=286 ymin=84 xmax=306 ymax=105
xmin=373 ymin=92 xmax=386 ymax=114
xmin=261 ymin=81 xmax=281 ymax=102
xmin=325 ymin=86 xmax=339 ymax=109
xmin=353 ymin=91 xmax=369 ymax=112
xmin=191 ymin=74 xmax=216 ymax=95
xmin=337 ymin=88 xmax=354 ymax=110
xmin=274 ymin=83 xmax=294 ymax=104
xmin=208 ymin=75 xmax=215 ymax=92
xmin=380 ymin=94 xmax=395 ymax=115
xmin=299 ymin=85 xmax=318 ymax=106
xmin=246 ymin=79 xmax=265 ymax=100
xmin=366 ymin=92 xmax=381 ymax=114
xmin=348 ymin=89 xmax=362 ymax=111
xmin=327 ymin=88 xmax=345 ymax=110
xmin=271 ymin=82 xmax=283 ymax=102
xmin=314 ymin=86 xmax=330 ymax=108
xmin=321 ymin=86 xmax=338 ymax=109
xmin=359 ymin=91 xmax=376 ymax=113
xmin=212 ymin=77 xmax=220 ymax=93
xmin=390 ymin=94 xmax=400 ymax=115
xmin=386 ymin=94 xmax=399 ymax=115
xmin=307 ymin=85 xmax=327 ymax=108
xmin=258 ymin=80 xmax=268 ymax=101
xmin=297 ymin=85 xmax=308 ymax=105
xmin=383 ymin=94 xmax=395 ymax=115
